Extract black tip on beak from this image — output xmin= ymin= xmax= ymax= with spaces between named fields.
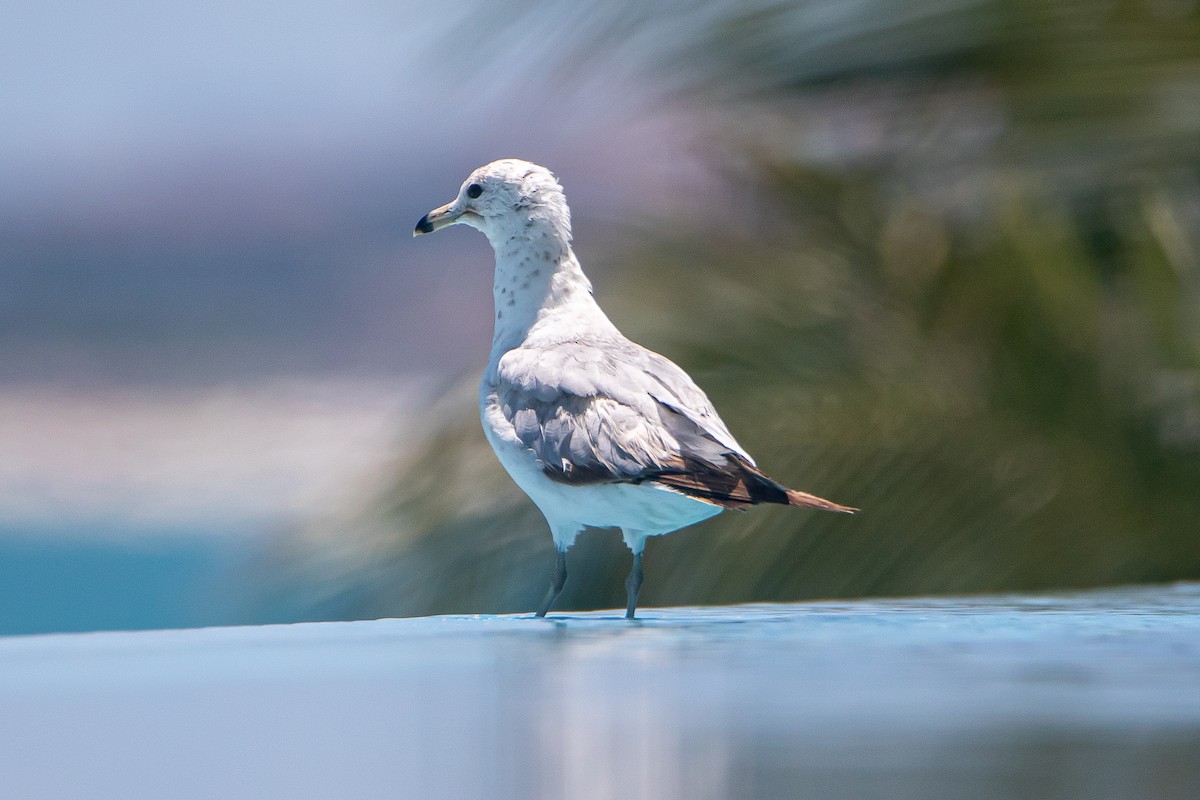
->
xmin=414 ymin=214 xmax=434 ymax=235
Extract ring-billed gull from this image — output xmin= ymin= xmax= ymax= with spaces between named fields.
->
xmin=414 ymin=159 xmax=855 ymax=619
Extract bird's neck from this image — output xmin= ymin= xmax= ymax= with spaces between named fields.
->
xmin=486 ymin=222 xmax=616 ymax=362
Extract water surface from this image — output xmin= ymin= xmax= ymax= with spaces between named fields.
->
xmin=1 ymin=583 xmax=1197 ymax=799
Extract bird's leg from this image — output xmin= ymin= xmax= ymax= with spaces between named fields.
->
xmin=624 ymin=551 xmax=644 ymax=620
xmin=535 ymin=549 xmax=568 ymax=618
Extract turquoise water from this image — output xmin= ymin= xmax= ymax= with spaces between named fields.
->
xmin=0 ymin=583 xmax=1197 ymax=799
xmin=0 ymin=528 xmax=255 ymax=635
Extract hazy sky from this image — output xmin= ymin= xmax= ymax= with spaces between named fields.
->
xmin=1 ymin=1 xmax=702 ymax=213
xmin=4 ymin=3 xmax=448 ymax=191
xmin=1 ymin=1 xmax=715 ymax=384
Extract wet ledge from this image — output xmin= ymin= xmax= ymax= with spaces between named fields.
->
xmin=1 ymin=583 xmax=1198 ymax=800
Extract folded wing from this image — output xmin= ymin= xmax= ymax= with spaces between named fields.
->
xmin=494 ymin=338 xmax=854 ymax=512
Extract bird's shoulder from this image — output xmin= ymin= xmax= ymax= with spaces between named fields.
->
xmin=496 ymin=335 xmax=684 ymax=399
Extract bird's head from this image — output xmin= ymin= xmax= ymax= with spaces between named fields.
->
xmin=413 ymin=159 xmax=571 ymax=246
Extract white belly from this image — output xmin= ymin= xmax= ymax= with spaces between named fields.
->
xmin=479 ymin=392 xmax=722 ymax=552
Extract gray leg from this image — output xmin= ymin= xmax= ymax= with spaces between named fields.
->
xmin=535 ymin=549 xmax=568 ymax=618
xmin=624 ymin=551 xmax=644 ymax=620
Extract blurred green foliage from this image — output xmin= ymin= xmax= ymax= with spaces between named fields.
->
xmin=295 ymin=0 xmax=1200 ymax=617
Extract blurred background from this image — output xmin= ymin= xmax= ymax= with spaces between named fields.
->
xmin=2 ymin=0 xmax=1198 ymax=634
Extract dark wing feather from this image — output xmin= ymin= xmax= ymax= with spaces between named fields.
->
xmin=651 ymin=452 xmax=856 ymax=512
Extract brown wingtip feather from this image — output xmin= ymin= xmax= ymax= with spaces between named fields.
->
xmin=642 ymin=453 xmax=857 ymax=513
xmin=785 ymin=489 xmax=858 ymax=514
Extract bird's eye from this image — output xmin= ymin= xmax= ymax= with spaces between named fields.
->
xmin=466 ymin=183 xmax=483 ymax=199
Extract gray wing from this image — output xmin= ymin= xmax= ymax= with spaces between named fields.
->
xmin=499 ymin=335 xmax=749 ymax=449
xmin=494 ymin=337 xmax=804 ymax=508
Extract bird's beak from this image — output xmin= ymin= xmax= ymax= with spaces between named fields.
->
xmin=413 ymin=201 xmax=462 ymax=237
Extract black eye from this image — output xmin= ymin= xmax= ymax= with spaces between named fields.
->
xmin=466 ymin=183 xmax=483 ymax=199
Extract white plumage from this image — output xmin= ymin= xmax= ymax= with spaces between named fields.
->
xmin=415 ymin=159 xmax=853 ymax=618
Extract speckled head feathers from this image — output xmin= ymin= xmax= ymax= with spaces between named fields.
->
xmin=414 ymin=159 xmax=571 ymax=245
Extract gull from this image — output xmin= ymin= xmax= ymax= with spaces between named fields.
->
xmin=414 ymin=159 xmax=855 ymax=619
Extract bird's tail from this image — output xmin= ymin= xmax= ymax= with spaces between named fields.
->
xmin=785 ymin=489 xmax=858 ymax=514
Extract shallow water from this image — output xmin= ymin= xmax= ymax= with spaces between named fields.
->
xmin=1 ymin=584 xmax=1198 ymax=799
